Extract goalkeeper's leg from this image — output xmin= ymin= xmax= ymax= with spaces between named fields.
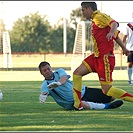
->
xmin=107 ymin=87 xmax=133 ymax=102
xmin=82 ymin=100 xmax=123 ymax=110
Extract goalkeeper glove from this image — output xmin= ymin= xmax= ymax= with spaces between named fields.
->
xmin=47 ymin=81 xmax=61 ymax=90
xmin=39 ymin=94 xmax=47 ymax=103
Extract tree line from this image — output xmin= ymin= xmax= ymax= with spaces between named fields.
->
xmin=0 ymin=7 xmax=122 ymax=54
xmin=0 ymin=8 xmax=84 ymax=53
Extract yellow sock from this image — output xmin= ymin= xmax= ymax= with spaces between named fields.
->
xmin=73 ymin=74 xmax=82 ymax=108
xmin=107 ymin=87 xmax=133 ymax=102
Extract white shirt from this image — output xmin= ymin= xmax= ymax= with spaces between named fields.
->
xmin=123 ymin=22 xmax=133 ymax=51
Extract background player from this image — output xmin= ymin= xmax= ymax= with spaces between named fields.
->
xmin=123 ymin=22 xmax=133 ymax=85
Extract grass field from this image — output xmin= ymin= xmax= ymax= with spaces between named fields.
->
xmin=0 ymin=53 xmax=132 ymax=132
xmin=0 ymin=69 xmax=129 ymax=81
xmin=0 ymin=79 xmax=133 ymax=131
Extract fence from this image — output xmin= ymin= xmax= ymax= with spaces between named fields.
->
xmin=0 ymin=52 xmax=127 ymax=71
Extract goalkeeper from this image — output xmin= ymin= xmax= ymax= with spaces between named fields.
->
xmin=38 ymin=61 xmax=123 ymax=110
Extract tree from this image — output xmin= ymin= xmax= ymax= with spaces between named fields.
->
xmin=10 ymin=12 xmax=51 ymax=52
xmin=0 ymin=19 xmax=6 ymax=32
xmin=70 ymin=7 xmax=84 ymax=29
xmin=49 ymin=18 xmax=76 ymax=53
xmin=9 ymin=9 xmax=79 ymax=53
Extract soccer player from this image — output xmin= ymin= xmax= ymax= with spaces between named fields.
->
xmin=123 ymin=22 xmax=133 ymax=85
xmin=38 ymin=61 xmax=123 ymax=110
xmin=72 ymin=1 xmax=133 ymax=110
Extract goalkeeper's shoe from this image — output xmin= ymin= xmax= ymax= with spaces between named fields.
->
xmin=105 ymin=100 xmax=123 ymax=109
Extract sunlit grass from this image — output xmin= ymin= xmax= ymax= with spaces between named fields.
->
xmin=0 ymin=80 xmax=133 ymax=131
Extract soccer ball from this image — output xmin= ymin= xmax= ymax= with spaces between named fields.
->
xmin=0 ymin=91 xmax=3 ymax=101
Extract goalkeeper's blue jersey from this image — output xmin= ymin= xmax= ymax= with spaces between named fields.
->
xmin=41 ymin=68 xmax=86 ymax=110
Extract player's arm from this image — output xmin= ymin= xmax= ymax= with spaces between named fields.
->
xmin=39 ymin=92 xmax=48 ymax=103
xmin=58 ymin=75 xmax=69 ymax=85
xmin=39 ymin=82 xmax=49 ymax=103
xmin=106 ymin=21 xmax=118 ymax=41
xmin=115 ymin=36 xmax=130 ymax=56
xmin=47 ymin=75 xmax=68 ymax=89
xmin=122 ymin=34 xmax=127 ymax=44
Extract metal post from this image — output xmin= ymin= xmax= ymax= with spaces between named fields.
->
xmin=63 ymin=17 xmax=67 ymax=57
xmin=63 ymin=2 xmax=67 ymax=57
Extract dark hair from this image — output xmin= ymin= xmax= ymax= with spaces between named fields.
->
xmin=81 ymin=1 xmax=97 ymax=11
xmin=38 ymin=61 xmax=50 ymax=70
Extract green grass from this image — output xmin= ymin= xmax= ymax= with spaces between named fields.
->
xmin=0 ymin=80 xmax=133 ymax=131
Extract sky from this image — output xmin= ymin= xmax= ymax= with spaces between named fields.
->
xmin=0 ymin=1 xmax=133 ymax=33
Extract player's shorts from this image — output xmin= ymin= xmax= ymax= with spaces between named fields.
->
xmin=83 ymin=53 xmax=115 ymax=85
xmin=82 ymin=87 xmax=112 ymax=103
xmin=127 ymin=51 xmax=133 ymax=63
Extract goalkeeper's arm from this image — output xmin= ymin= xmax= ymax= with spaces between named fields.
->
xmin=58 ymin=75 xmax=69 ymax=85
xmin=47 ymin=75 xmax=68 ymax=89
xmin=39 ymin=92 xmax=48 ymax=103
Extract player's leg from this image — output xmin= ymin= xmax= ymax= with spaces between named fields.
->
xmin=127 ymin=63 xmax=132 ymax=84
xmin=73 ymin=54 xmax=95 ymax=110
xmin=73 ymin=74 xmax=82 ymax=110
xmin=82 ymin=87 xmax=114 ymax=103
xmin=81 ymin=100 xmax=123 ymax=110
xmin=98 ymin=55 xmax=133 ymax=102
xmin=101 ymin=83 xmax=133 ymax=102
xmin=107 ymin=87 xmax=133 ymax=102
xmin=82 ymin=101 xmax=105 ymax=109
xmin=99 ymin=55 xmax=133 ymax=102
xmin=127 ymin=51 xmax=133 ymax=85
xmin=73 ymin=63 xmax=90 ymax=110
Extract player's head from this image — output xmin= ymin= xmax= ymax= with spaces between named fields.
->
xmin=81 ymin=2 xmax=97 ymax=11
xmin=38 ymin=61 xmax=50 ymax=70
xmin=81 ymin=1 xmax=97 ymax=20
xmin=38 ymin=61 xmax=53 ymax=79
